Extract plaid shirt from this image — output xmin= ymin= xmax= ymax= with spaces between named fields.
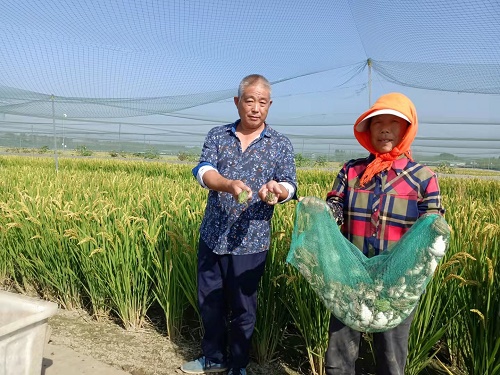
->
xmin=326 ymin=155 xmax=444 ymax=257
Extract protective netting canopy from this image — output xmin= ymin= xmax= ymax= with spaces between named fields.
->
xmin=0 ymin=1 xmax=499 ymax=116
xmin=0 ymin=0 xmax=499 ymax=157
xmin=287 ymin=198 xmax=450 ymax=332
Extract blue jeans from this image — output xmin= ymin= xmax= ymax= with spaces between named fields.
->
xmin=325 ymin=309 xmax=416 ymax=375
xmin=197 ymin=238 xmax=267 ymax=369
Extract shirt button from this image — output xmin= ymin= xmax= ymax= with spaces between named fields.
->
xmin=374 ymin=208 xmax=378 ymax=212
xmin=372 ymin=233 xmax=376 ymax=237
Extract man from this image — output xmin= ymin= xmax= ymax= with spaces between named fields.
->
xmin=181 ymin=74 xmax=297 ymax=375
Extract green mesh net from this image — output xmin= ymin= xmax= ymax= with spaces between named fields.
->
xmin=286 ymin=197 xmax=450 ymax=333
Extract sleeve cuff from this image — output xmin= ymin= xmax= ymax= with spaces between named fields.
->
xmin=197 ymin=165 xmax=217 ymax=189
xmin=278 ymin=181 xmax=296 ymax=203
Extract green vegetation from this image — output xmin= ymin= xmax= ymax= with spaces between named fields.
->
xmin=0 ymin=156 xmax=498 ymax=374
xmin=75 ymin=145 xmax=93 ymax=156
xmin=177 ymin=151 xmax=199 ymax=162
xmin=39 ymin=145 xmax=50 ymax=154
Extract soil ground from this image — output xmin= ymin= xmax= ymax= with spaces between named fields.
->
xmin=1 ymin=282 xmax=310 ymax=375
xmin=45 ymin=307 xmax=307 ymax=375
xmin=43 ymin=306 xmax=383 ymax=375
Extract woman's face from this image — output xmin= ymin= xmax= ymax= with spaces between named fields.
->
xmin=369 ymin=114 xmax=409 ymax=153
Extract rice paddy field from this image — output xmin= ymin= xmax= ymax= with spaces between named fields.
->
xmin=0 ymin=155 xmax=498 ymax=375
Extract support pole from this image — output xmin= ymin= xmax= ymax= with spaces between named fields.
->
xmin=51 ymin=95 xmax=58 ymax=172
xmin=367 ymin=58 xmax=372 ymax=107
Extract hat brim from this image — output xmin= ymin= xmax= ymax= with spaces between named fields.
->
xmin=355 ymin=109 xmax=411 ymax=132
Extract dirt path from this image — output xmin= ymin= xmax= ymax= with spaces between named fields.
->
xmin=47 ymin=308 xmax=302 ymax=375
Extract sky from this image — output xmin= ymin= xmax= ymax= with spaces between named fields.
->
xmin=0 ymin=0 xmax=499 ymax=158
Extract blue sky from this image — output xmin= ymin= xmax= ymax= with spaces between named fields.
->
xmin=0 ymin=0 xmax=499 ymax=157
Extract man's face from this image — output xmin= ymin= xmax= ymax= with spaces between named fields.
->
xmin=369 ymin=114 xmax=408 ymax=154
xmin=234 ymin=83 xmax=272 ymax=131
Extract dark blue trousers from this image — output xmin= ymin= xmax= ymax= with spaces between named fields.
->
xmin=325 ymin=309 xmax=416 ymax=375
xmin=197 ymin=238 xmax=267 ymax=369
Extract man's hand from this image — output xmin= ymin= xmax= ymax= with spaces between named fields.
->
xmin=258 ymin=181 xmax=283 ymax=205
xmin=229 ymin=180 xmax=252 ymax=204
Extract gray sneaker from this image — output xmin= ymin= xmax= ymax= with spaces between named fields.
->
xmin=227 ymin=369 xmax=246 ymax=375
xmin=180 ymin=356 xmax=228 ymax=374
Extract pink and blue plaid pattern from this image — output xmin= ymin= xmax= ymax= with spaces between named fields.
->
xmin=327 ymin=156 xmax=444 ymax=256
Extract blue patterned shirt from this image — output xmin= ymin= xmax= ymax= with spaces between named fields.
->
xmin=192 ymin=120 xmax=297 ymax=255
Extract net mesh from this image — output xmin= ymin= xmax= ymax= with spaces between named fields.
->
xmin=0 ymin=0 xmax=499 ymax=113
xmin=0 ymin=0 xmax=499 ymax=156
xmin=286 ymin=198 xmax=450 ymax=332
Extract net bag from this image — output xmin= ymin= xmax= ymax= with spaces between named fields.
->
xmin=286 ymin=197 xmax=450 ymax=333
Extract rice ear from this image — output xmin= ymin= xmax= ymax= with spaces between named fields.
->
xmin=265 ymin=191 xmax=276 ymax=202
xmin=238 ymin=190 xmax=249 ymax=203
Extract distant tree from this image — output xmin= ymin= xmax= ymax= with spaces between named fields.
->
xmin=438 ymin=153 xmax=456 ymax=160
xmin=177 ymin=151 xmax=198 ymax=162
xmin=144 ymin=148 xmax=160 ymax=159
xmin=315 ymin=155 xmax=327 ymax=167
xmin=436 ymin=163 xmax=455 ymax=174
xmin=178 ymin=151 xmax=189 ymax=161
xmin=295 ymin=153 xmax=307 ymax=167
xmin=76 ymin=145 xmax=92 ymax=156
xmin=38 ymin=145 xmax=50 ymax=154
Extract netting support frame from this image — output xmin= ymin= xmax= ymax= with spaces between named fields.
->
xmin=51 ymin=95 xmax=58 ymax=172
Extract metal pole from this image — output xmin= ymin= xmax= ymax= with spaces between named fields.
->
xmin=51 ymin=95 xmax=58 ymax=172
xmin=367 ymin=58 xmax=372 ymax=107
xmin=62 ymin=113 xmax=67 ymax=152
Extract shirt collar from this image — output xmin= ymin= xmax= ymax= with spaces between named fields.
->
xmin=230 ymin=119 xmax=270 ymax=138
xmin=230 ymin=120 xmax=239 ymax=133
xmin=392 ymin=156 xmax=410 ymax=174
xmin=367 ymin=153 xmax=409 ymax=174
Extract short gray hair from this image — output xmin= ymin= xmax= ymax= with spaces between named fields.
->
xmin=238 ymin=74 xmax=271 ymax=98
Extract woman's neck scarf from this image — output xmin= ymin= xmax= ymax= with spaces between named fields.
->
xmin=354 ymin=92 xmax=418 ymax=187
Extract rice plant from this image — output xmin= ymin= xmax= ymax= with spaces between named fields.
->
xmin=252 ymin=226 xmax=293 ymax=364
xmin=439 ymin=182 xmax=500 ymax=375
xmin=152 ymin=195 xmax=202 ymax=338
xmin=283 ymin=268 xmax=331 ymax=375
xmin=0 ymin=188 xmax=82 ymax=308
xmin=161 ymin=196 xmax=206 ymax=336
xmin=0 ymin=157 xmax=498 ymax=375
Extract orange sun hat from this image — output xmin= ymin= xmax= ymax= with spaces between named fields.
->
xmin=353 ymin=92 xmax=418 ymax=187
